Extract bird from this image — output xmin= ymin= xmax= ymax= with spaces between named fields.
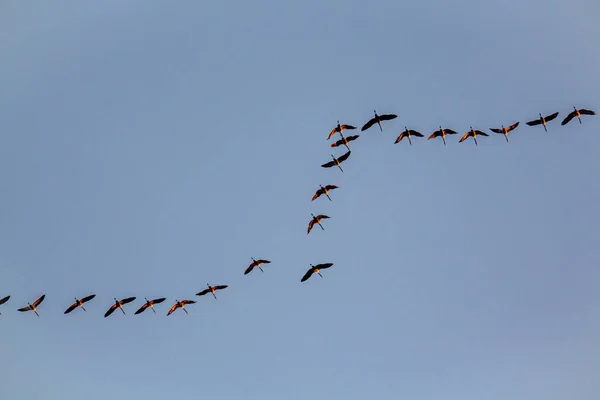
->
xmin=361 ymin=110 xmax=397 ymax=131
xmin=301 ymin=263 xmax=334 ymax=282
xmin=64 ymin=294 xmax=96 ymax=314
xmin=17 ymin=294 xmax=45 ymax=317
xmin=526 ymin=112 xmax=559 ymax=132
xmin=104 ymin=297 xmax=136 ymax=318
xmin=196 ymin=284 xmax=228 ymax=299
xmin=561 ymin=107 xmax=596 ymax=125
xmin=308 ymin=214 xmax=330 ymax=234
xmin=245 ymin=258 xmax=271 ymax=274
xmin=428 ymin=126 xmax=457 ymax=145
xmin=330 ymin=133 xmax=360 ymax=150
xmin=327 ymin=121 xmax=357 ymax=140
xmin=312 ymin=184 xmax=338 ymax=202
xmin=0 ymin=295 xmax=10 ymax=315
xmin=321 ymin=151 xmax=351 ymax=172
xmin=134 ymin=297 xmax=166 ymax=315
xmin=167 ymin=299 xmax=196 ymax=316
xmin=490 ymin=121 xmax=519 ymax=143
xmin=459 ymin=127 xmax=489 ymax=146
xmin=394 ymin=127 xmax=424 ymax=145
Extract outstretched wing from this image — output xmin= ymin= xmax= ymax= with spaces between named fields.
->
xmin=214 ymin=285 xmax=228 ymax=291
xmin=18 ymin=305 xmax=32 ymax=312
xmin=244 ymin=264 xmax=255 ymax=274
xmin=561 ymin=111 xmax=577 ymax=125
xmin=345 ymin=134 xmax=360 ymax=142
xmin=167 ymin=304 xmax=179 ymax=316
xmin=321 ymin=160 xmax=336 ymax=168
xmin=152 ymin=297 xmax=166 ymax=304
xmin=134 ymin=303 xmax=149 ymax=315
xmin=444 ymin=129 xmax=457 ymax=135
xmin=341 ymin=124 xmax=356 ymax=130
xmin=312 ymin=188 xmax=324 ymax=200
xmin=337 ymin=151 xmax=351 ymax=163
xmin=507 ymin=121 xmax=519 ymax=131
xmin=579 ymin=109 xmax=596 ymax=116
xmin=544 ymin=112 xmax=559 ymax=122
xmin=104 ymin=304 xmax=118 ymax=318
xmin=428 ymin=131 xmax=440 ymax=140
xmin=0 ymin=295 xmax=10 ymax=305
xmin=316 ymin=214 xmax=330 ymax=220
xmin=33 ymin=294 xmax=45 ymax=308
xmin=489 ymin=127 xmax=504 ymax=133
xmin=81 ymin=294 xmax=96 ymax=303
xmin=361 ymin=117 xmax=377 ymax=131
xmin=307 ymin=219 xmax=316 ymax=234
xmin=315 ymin=263 xmax=333 ymax=270
xmin=379 ymin=114 xmax=397 ymax=121
xmin=64 ymin=303 xmax=78 ymax=314
xmin=324 ymin=185 xmax=338 ymax=191
xmin=330 ymin=138 xmax=344 ymax=148
xmin=256 ymin=260 xmax=270 ymax=264
xmin=196 ymin=289 xmax=211 ymax=296
xmin=120 ymin=297 xmax=136 ymax=305
xmin=459 ymin=132 xmax=470 ymax=143
xmin=475 ymin=130 xmax=488 ymax=136
xmin=327 ymin=127 xmax=339 ymax=140
xmin=394 ymin=132 xmax=406 ymax=144
xmin=182 ymin=300 xmax=196 ymax=305
xmin=301 ymin=268 xmax=315 ymax=282
xmin=526 ymin=118 xmax=542 ymax=126
xmin=409 ymin=130 xmax=423 ymax=137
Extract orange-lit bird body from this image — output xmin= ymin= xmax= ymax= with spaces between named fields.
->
xmin=459 ymin=127 xmax=489 ymax=146
xmin=490 ymin=121 xmax=519 ymax=143
xmin=428 ymin=126 xmax=457 ymax=146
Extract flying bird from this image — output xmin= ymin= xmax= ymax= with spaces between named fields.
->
xmin=104 ymin=297 xmax=136 ymax=318
xmin=394 ymin=127 xmax=424 ymax=145
xmin=312 ymin=184 xmax=338 ymax=201
xmin=561 ymin=107 xmax=596 ymax=125
xmin=361 ymin=110 xmax=397 ymax=131
xmin=64 ymin=294 xmax=96 ymax=314
xmin=167 ymin=299 xmax=196 ymax=316
xmin=490 ymin=121 xmax=519 ymax=143
xmin=526 ymin=112 xmax=559 ymax=132
xmin=196 ymin=284 xmax=228 ymax=299
xmin=301 ymin=263 xmax=334 ymax=282
xmin=321 ymin=151 xmax=351 ymax=172
xmin=0 ymin=295 xmax=10 ymax=315
xmin=308 ymin=213 xmax=330 ymax=234
xmin=459 ymin=127 xmax=489 ymax=146
xmin=18 ymin=294 xmax=45 ymax=317
xmin=245 ymin=258 xmax=271 ymax=275
xmin=134 ymin=297 xmax=166 ymax=315
xmin=428 ymin=126 xmax=457 ymax=146
xmin=328 ymin=121 xmax=357 ymax=140
xmin=330 ymin=133 xmax=360 ymax=150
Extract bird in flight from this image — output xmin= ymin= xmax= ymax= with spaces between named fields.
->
xmin=490 ymin=121 xmax=519 ymax=143
xmin=312 ymin=184 xmax=338 ymax=202
xmin=196 ymin=284 xmax=228 ymax=299
xmin=394 ymin=127 xmax=424 ymax=145
xmin=561 ymin=107 xmax=596 ymax=125
xmin=18 ymin=294 xmax=45 ymax=317
xmin=0 ymin=295 xmax=10 ymax=315
xmin=328 ymin=121 xmax=357 ymax=140
xmin=428 ymin=126 xmax=457 ymax=146
xmin=301 ymin=263 xmax=334 ymax=282
xmin=459 ymin=127 xmax=489 ymax=146
xmin=104 ymin=297 xmax=136 ymax=318
xmin=134 ymin=297 xmax=166 ymax=315
xmin=330 ymin=133 xmax=360 ymax=150
xmin=321 ymin=151 xmax=351 ymax=172
xmin=245 ymin=258 xmax=271 ymax=275
xmin=167 ymin=299 xmax=196 ymax=316
xmin=361 ymin=110 xmax=397 ymax=131
xmin=308 ymin=214 xmax=330 ymax=234
xmin=526 ymin=112 xmax=559 ymax=132
xmin=64 ymin=294 xmax=96 ymax=314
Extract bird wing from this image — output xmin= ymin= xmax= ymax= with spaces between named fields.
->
xmin=315 ymin=263 xmax=333 ymax=270
xmin=526 ymin=118 xmax=542 ymax=126
xmin=409 ymin=130 xmax=424 ymax=137
xmin=152 ymin=297 xmax=166 ymax=304
xmin=244 ymin=264 xmax=255 ymax=274
xmin=0 ymin=295 xmax=9 ymax=305
xmin=327 ymin=127 xmax=339 ymax=140
xmin=312 ymin=188 xmax=324 ymax=200
xmin=120 ymin=297 xmax=136 ymax=305
xmin=489 ymin=128 xmax=504 ymax=133
xmin=196 ymin=289 xmax=211 ymax=296
xmin=475 ymin=130 xmax=488 ymax=136
xmin=33 ymin=294 xmax=45 ymax=308
xmin=341 ymin=124 xmax=356 ymax=130
xmin=379 ymin=114 xmax=397 ymax=121
xmin=325 ymin=185 xmax=338 ymax=191
xmin=345 ymin=134 xmax=360 ymax=142
xmin=134 ymin=303 xmax=149 ymax=315
xmin=394 ymin=132 xmax=406 ymax=143
xmin=459 ymin=132 xmax=471 ymax=143
xmin=544 ymin=112 xmax=559 ymax=122
xmin=321 ymin=160 xmax=336 ymax=168
xmin=579 ymin=109 xmax=596 ymax=116
xmin=214 ymin=285 xmax=228 ymax=291
xmin=428 ymin=131 xmax=440 ymax=140
xmin=256 ymin=260 xmax=270 ymax=264
xmin=317 ymin=214 xmax=330 ymax=220
xmin=361 ymin=117 xmax=377 ymax=131
xmin=561 ymin=111 xmax=577 ymax=125
xmin=329 ymin=138 xmax=343 ymax=148
xmin=307 ymin=219 xmax=316 ymax=234
xmin=301 ymin=268 xmax=315 ymax=282
xmin=64 ymin=303 xmax=78 ymax=314
xmin=81 ymin=294 xmax=96 ymax=303
xmin=182 ymin=300 xmax=196 ymax=305
xmin=167 ymin=304 xmax=179 ymax=316
xmin=18 ymin=305 xmax=32 ymax=312
xmin=104 ymin=304 xmax=118 ymax=318
xmin=444 ymin=129 xmax=457 ymax=135
xmin=337 ymin=151 xmax=351 ymax=163
xmin=507 ymin=121 xmax=519 ymax=131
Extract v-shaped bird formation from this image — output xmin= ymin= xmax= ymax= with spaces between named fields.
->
xmin=1 ymin=105 xmax=595 ymax=318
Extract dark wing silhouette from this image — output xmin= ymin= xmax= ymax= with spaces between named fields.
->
xmin=81 ymin=294 xmax=96 ymax=303
xmin=394 ymin=132 xmax=407 ymax=143
xmin=345 ymin=134 xmax=360 ymax=142
xmin=459 ymin=132 xmax=471 ymax=143
xmin=312 ymin=187 xmax=325 ymax=200
xmin=18 ymin=305 xmax=32 ymax=312
xmin=120 ymin=297 xmax=136 ymax=305
xmin=507 ymin=121 xmax=519 ymax=131
xmin=327 ymin=127 xmax=339 ymax=140
xmin=301 ymin=268 xmax=315 ymax=282
xmin=526 ymin=118 xmax=542 ymax=126
xmin=409 ymin=130 xmax=423 ymax=137
xmin=490 ymin=127 xmax=504 ymax=133
xmin=134 ymin=303 xmax=149 ymax=315
xmin=321 ymin=160 xmax=337 ymax=168
xmin=428 ymin=131 xmax=440 ymax=140
xmin=379 ymin=114 xmax=397 ymax=121
xmin=256 ymin=260 xmax=270 ymax=264
xmin=104 ymin=304 xmax=118 ymax=318
xmin=214 ymin=285 xmax=228 ymax=291
xmin=337 ymin=151 xmax=351 ymax=163
xmin=152 ymin=297 xmax=166 ymax=304
xmin=475 ymin=130 xmax=488 ymax=136
xmin=561 ymin=111 xmax=577 ymax=125
xmin=316 ymin=214 xmax=330 ymax=220
xmin=544 ymin=112 xmax=559 ymax=122
xmin=33 ymin=295 xmax=45 ymax=308
xmin=444 ymin=129 xmax=457 ymax=135
xmin=330 ymin=138 xmax=345 ymax=148
xmin=314 ymin=263 xmax=333 ymax=270
xmin=167 ymin=303 xmax=179 ymax=316
xmin=579 ymin=109 xmax=596 ymax=116
xmin=341 ymin=124 xmax=356 ymax=130
xmin=196 ymin=289 xmax=211 ymax=296
xmin=64 ymin=303 xmax=78 ymax=314
xmin=244 ymin=264 xmax=255 ymax=274
xmin=324 ymin=185 xmax=338 ymax=191
xmin=361 ymin=117 xmax=378 ymax=131
xmin=182 ymin=300 xmax=196 ymax=305
xmin=307 ymin=219 xmax=316 ymax=234
xmin=0 ymin=295 xmax=10 ymax=305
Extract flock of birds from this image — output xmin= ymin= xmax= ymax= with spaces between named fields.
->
xmin=1 ymin=106 xmax=595 ymax=318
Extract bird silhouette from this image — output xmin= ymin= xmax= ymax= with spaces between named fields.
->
xmin=307 ymin=214 xmax=330 ymax=234
xmin=301 ymin=263 xmax=334 ymax=282
xmin=134 ymin=297 xmax=166 ymax=315
xmin=312 ymin=184 xmax=338 ymax=201
xmin=459 ymin=127 xmax=489 ymax=146
xmin=394 ymin=127 xmax=424 ymax=145
xmin=18 ymin=294 xmax=45 ymax=317
xmin=526 ymin=112 xmax=559 ymax=132
xmin=104 ymin=297 xmax=136 ymax=318
xmin=321 ymin=151 xmax=351 ymax=172
xmin=64 ymin=294 xmax=96 ymax=314
xmin=0 ymin=295 xmax=10 ymax=315
xmin=361 ymin=110 xmax=397 ymax=131
xmin=561 ymin=107 xmax=596 ymax=125
xmin=328 ymin=121 xmax=357 ymax=140
xmin=245 ymin=258 xmax=271 ymax=275
xmin=428 ymin=126 xmax=457 ymax=146
xmin=490 ymin=121 xmax=519 ymax=143
xmin=167 ymin=299 xmax=196 ymax=316
xmin=196 ymin=284 xmax=228 ymax=299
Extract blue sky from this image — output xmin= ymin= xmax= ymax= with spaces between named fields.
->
xmin=1 ymin=1 xmax=599 ymax=399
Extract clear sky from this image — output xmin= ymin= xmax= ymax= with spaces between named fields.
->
xmin=1 ymin=1 xmax=599 ymax=399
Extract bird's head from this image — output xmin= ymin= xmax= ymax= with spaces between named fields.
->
xmin=145 ymin=297 xmax=149 ymax=302
xmin=114 ymin=298 xmax=118 ymax=302
xmin=337 ymin=120 xmax=340 ymax=125
xmin=311 ymin=213 xmax=316 ymax=218
xmin=251 ymin=257 xmax=256 ymax=262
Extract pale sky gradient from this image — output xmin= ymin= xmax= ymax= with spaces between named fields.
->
xmin=1 ymin=2 xmax=599 ymax=399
